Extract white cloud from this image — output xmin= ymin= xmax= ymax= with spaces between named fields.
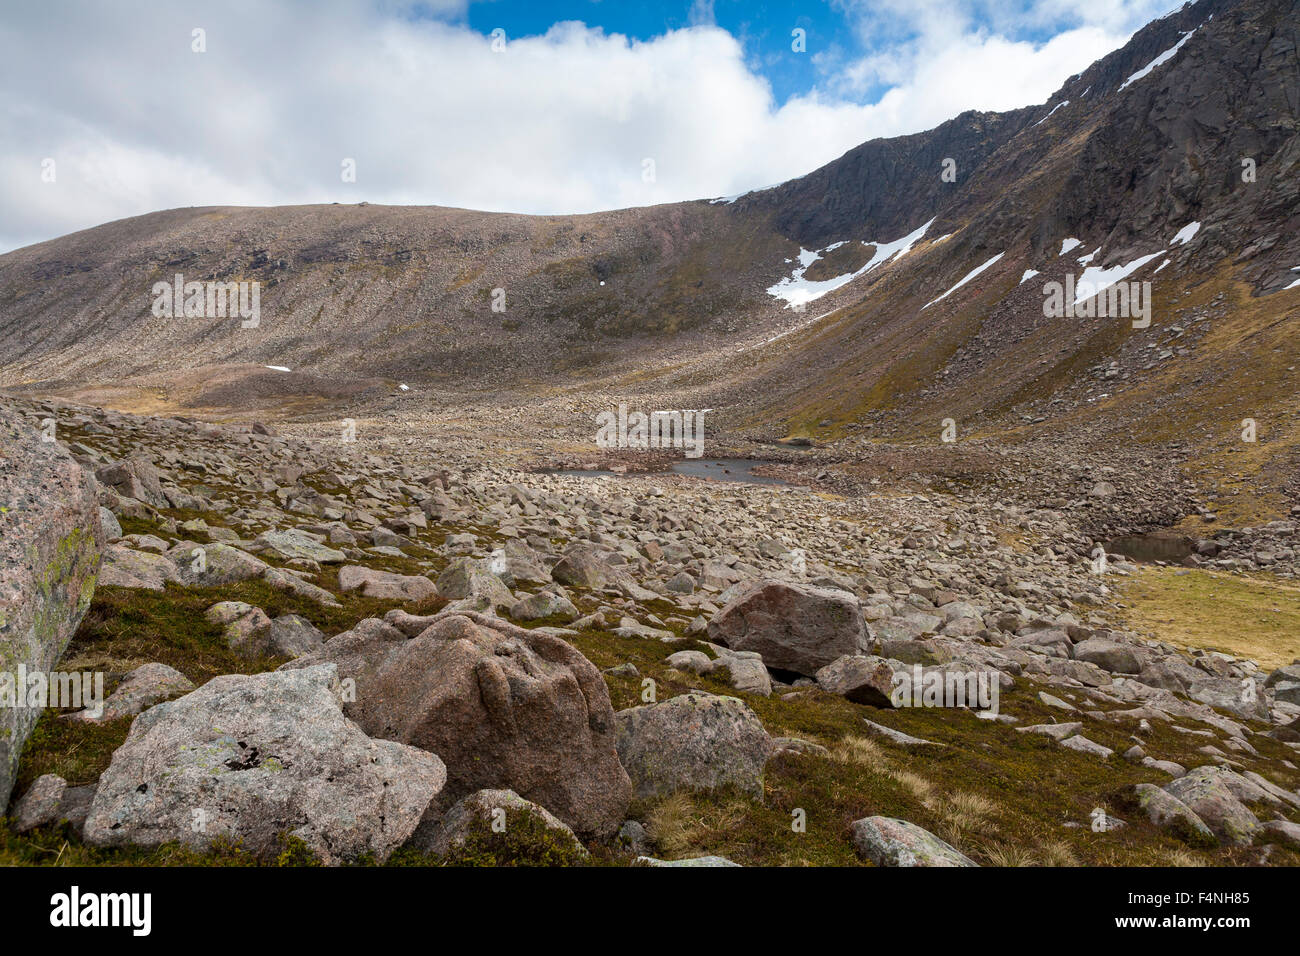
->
xmin=0 ymin=0 xmax=1180 ymax=252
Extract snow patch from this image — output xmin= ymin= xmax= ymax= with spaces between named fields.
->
xmin=1074 ymin=252 xmax=1164 ymax=304
xmin=1059 ymin=238 xmax=1082 ymax=256
xmin=1170 ymin=221 xmax=1201 ymax=245
xmin=1035 ymin=101 xmax=1069 ymax=126
xmin=1119 ymin=29 xmax=1196 ymax=91
xmin=766 ymin=218 xmax=934 ymax=309
xmin=264 ymin=365 xmax=291 ymax=372
xmin=709 ymin=180 xmax=786 ymax=204
xmin=923 ymin=253 xmax=1005 ymax=309
xmin=1020 ymin=269 xmax=1041 ymax=285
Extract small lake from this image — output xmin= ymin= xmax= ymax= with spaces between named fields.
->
xmin=542 ymin=459 xmax=789 ymax=486
xmin=670 ymin=458 xmax=789 ymax=485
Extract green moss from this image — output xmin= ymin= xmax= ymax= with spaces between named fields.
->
xmin=0 ymin=822 xmax=324 ymax=866
xmin=387 ymin=811 xmax=597 ymax=867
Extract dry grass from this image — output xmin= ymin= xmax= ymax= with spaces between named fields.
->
xmin=1119 ymin=567 xmax=1300 ymax=669
xmin=890 ymin=769 xmax=939 ymax=805
xmin=933 ymin=791 xmax=1000 ymax=846
xmin=1035 ymin=838 xmax=1081 ymax=867
xmin=644 ymin=793 xmax=749 ymax=860
xmin=831 ymin=734 xmax=887 ymax=768
xmin=979 ymin=842 xmax=1037 ymax=867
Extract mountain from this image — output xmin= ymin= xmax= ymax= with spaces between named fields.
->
xmin=1 ymin=0 xmax=1297 ymax=496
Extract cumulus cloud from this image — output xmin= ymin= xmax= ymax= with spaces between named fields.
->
xmin=0 ymin=0 xmax=1180 ymax=252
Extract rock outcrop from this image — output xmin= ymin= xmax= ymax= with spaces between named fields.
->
xmin=615 ymin=693 xmax=771 ymax=799
xmin=0 ymin=407 xmax=104 ymax=811
xmin=707 ymin=580 xmax=870 ymax=677
xmin=283 ymin=611 xmax=631 ymax=840
xmin=83 ymin=665 xmax=445 ymax=864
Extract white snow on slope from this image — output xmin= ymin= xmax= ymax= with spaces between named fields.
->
xmin=265 ymin=365 xmax=291 ymax=372
xmin=1078 ymin=247 xmax=1099 ymax=265
xmin=1284 ymin=267 xmax=1300 ymax=291
xmin=923 ymin=253 xmax=1004 ymax=309
xmin=1035 ymin=101 xmax=1069 ymax=126
xmin=766 ymin=218 xmax=934 ymax=308
xmin=1170 ymin=221 xmax=1201 ymax=245
xmin=710 ymin=180 xmax=786 ymax=204
xmin=1020 ymin=269 xmax=1040 ymax=285
xmin=1074 ymin=252 xmax=1164 ymax=304
xmin=1119 ymin=29 xmax=1196 ymax=91
xmin=1060 ymin=237 xmax=1082 ymax=256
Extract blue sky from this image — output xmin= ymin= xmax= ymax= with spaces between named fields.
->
xmin=458 ymin=0 xmax=1175 ymax=104
xmin=462 ymin=0 xmax=832 ymax=104
xmin=0 ymin=0 xmax=1184 ymax=251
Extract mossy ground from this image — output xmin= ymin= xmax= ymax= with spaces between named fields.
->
xmin=572 ymin=627 xmax=1300 ymax=867
xmin=5 ymin=483 xmax=1298 ymax=866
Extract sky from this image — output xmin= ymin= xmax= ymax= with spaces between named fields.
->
xmin=0 ymin=0 xmax=1185 ymax=253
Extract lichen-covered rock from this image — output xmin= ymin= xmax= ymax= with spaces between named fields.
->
xmin=707 ymin=579 xmax=869 ymax=677
xmin=251 ymin=529 xmax=346 ymax=564
xmin=850 ymin=816 xmax=978 ymax=867
xmin=282 ymin=611 xmax=630 ymax=841
xmin=815 ymin=654 xmax=895 ymax=706
xmin=1130 ymin=783 xmax=1215 ymax=845
xmin=171 ymin=542 xmax=268 ymax=587
xmin=549 ymin=546 xmax=610 ymax=588
xmin=98 ymin=545 xmax=180 ymax=590
xmin=1072 ymin=638 xmax=1141 ymax=674
xmin=615 ymin=693 xmax=771 ymax=799
xmin=509 ymin=590 xmax=579 ymax=622
xmin=205 ymin=601 xmax=273 ymax=657
xmin=66 ymin=661 xmax=194 ymax=724
xmin=10 ymin=773 xmax=67 ymax=832
xmin=435 ymin=557 xmax=514 ymax=610
xmin=267 ymin=614 xmax=326 ymax=658
xmin=262 ymin=566 xmax=341 ymax=607
xmin=634 ymin=855 xmax=741 ymax=867
xmin=1264 ymin=663 xmax=1300 ymax=705
xmin=338 ymin=565 xmax=437 ymax=602
xmin=409 ymin=787 xmax=586 ymax=858
xmin=94 ymin=457 xmax=169 ymax=509
xmin=0 ymin=407 xmax=104 ymax=811
xmin=709 ymin=652 xmax=773 ymax=697
xmin=1162 ymin=766 xmax=1260 ymax=846
xmin=83 ymin=664 xmax=445 ymax=864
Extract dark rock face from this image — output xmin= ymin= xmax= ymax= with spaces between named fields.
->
xmin=737 ymin=109 xmax=1034 ymax=248
xmin=742 ymin=0 xmax=1298 ymax=289
xmin=0 ymin=407 xmax=104 ymax=812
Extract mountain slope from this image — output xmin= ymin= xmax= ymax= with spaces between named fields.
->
xmin=0 ymin=0 xmax=1296 ymax=480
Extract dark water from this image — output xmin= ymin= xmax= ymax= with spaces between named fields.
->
xmin=1104 ymin=532 xmax=1195 ymax=564
xmin=541 ymin=459 xmax=790 ymax=486
xmin=544 ymin=468 xmax=620 ymax=478
xmin=669 ymin=458 xmax=789 ymax=485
